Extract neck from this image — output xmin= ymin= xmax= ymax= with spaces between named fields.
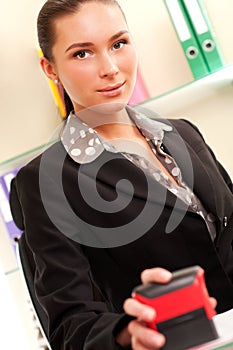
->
xmin=75 ymin=106 xmax=134 ymax=139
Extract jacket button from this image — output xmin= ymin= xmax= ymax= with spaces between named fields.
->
xmin=223 ymin=216 xmax=228 ymax=227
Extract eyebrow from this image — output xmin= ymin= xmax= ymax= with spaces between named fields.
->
xmin=65 ymin=30 xmax=129 ymax=53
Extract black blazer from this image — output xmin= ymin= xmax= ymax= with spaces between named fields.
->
xmin=10 ymin=118 xmax=233 ymax=350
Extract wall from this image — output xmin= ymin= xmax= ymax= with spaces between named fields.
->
xmin=0 ymin=0 xmax=61 ymax=163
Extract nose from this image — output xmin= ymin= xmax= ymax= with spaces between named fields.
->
xmin=99 ymin=53 xmax=119 ymax=78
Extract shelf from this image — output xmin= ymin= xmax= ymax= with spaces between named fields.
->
xmin=0 ymin=142 xmax=52 ymax=176
xmin=141 ymin=64 xmax=233 ymax=116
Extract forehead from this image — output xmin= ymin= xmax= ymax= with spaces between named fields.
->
xmin=54 ymin=2 xmax=128 ymax=46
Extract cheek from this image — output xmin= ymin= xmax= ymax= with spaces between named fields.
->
xmin=62 ymin=66 xmax=95 ymax=94
xmin=122 ymin=49 xmax=138 ymax=73
xmin=71 ymin=65 xmax=94 ymax=81
xmin=63 ymin=59 xmax=94 ymax=78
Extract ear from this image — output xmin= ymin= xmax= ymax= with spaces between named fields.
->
xmin=40 ymin=56 xmax=58 ymax=82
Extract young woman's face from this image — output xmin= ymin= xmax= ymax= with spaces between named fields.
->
xmin=51 ymin=2 xmax=138 ymax=113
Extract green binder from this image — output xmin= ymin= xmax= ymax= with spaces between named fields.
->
xmin=181 ymin=0 xmax=224 ymax=73
xmin=164 ymin=0 xmax=209 ymax=79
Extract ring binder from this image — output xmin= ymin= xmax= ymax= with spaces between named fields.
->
xmin=38 ymin=49 xmax=67 ymax=118
xmin=181 ymin=0 xmax=224 ymax=72
xmin=0 ymin=171 xmax=23 ymax=254
xmin=129 ymin=67 xmax=150 ymax=105
xmin=164 ymin=0 xmax=209 ymax=79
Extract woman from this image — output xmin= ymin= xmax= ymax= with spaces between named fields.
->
xmin=10 ymin=0 xmax=233 ymax=349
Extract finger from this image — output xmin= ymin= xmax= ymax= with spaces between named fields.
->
xmin=209 ymin=297 xmax=217 ymax=310
xmin=128 ymin=320 xmax=166 ymax=349
xmin=141 ymin=267 xmax=172 ymax=284
xmin=131 ymin=337 xmax=149 ymax=350
xmin=123 ymin=298 xmax=156 ymax=322
xmin=132 ymin=336 xmax=157 ymax=350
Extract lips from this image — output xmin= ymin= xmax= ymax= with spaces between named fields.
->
xmin=97 ymin=81 xmax=125 ymax=93
xmin=96 ymin=81 xmax=126 ymax=98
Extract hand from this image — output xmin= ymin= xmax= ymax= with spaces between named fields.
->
xmin=119 ymin=267 xmax=217 ymax=350
xmin=123 ymin=267 xmax=172 ymax=349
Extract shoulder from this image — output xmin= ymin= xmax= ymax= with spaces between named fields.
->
xmin=167 ymin=118 xmax=205 ymax=140
xmin=169 ymin=118 xmax=199 ymax=130
xmin=164 ymin=118 xmax=207 ymax=151
xmin=14 ymin=141 xmax=77 ymax=200
xmin=132 ymin=105 xmax=205 ymax=144
xmin=17 ymin=141 xmax=70 ymax=179
xmin=12 ymin=141 xmax=78 ymax=225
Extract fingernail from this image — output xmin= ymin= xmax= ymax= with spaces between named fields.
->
xmin=145 ymin=308 xmax=156 ymax=320
xmin=163 ymin=270 xmax=172 ymax=279
xmin=142 ymin=269 xmax=150 ymax=277
xmin=153 ymin=333 xmax=166 ymax=347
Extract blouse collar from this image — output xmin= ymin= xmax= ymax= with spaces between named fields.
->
xmin=61 ymin=105 xmax=172 ymax=164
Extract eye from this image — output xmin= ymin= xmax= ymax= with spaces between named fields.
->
xmin=112 ymin=39 xmax=127 ymax=51
xmin=73 ymin=50 xmax=91 ymax=59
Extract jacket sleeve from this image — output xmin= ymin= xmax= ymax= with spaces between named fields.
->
xmin=180 ymin=119 xmax=233 ymax=193
xmin=10 ymin=160 xmax=131 ymax=350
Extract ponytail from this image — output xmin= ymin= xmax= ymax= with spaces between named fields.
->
xmin=63 ymin=89 xmax=74 ymax=118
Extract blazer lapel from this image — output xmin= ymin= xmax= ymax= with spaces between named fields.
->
xmin=80 ymin=125 xmax=232 ymax=221
xmin=82 ymin=149 xmax=195 ymax=218
xmin=163 ymin=126 xmax=214 ymax=207
xmin=82 ymin=150 xmax=167 ymax=205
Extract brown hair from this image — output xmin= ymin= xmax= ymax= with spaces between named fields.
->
xmin=37 ymin=0 xmax=126 ymax=117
